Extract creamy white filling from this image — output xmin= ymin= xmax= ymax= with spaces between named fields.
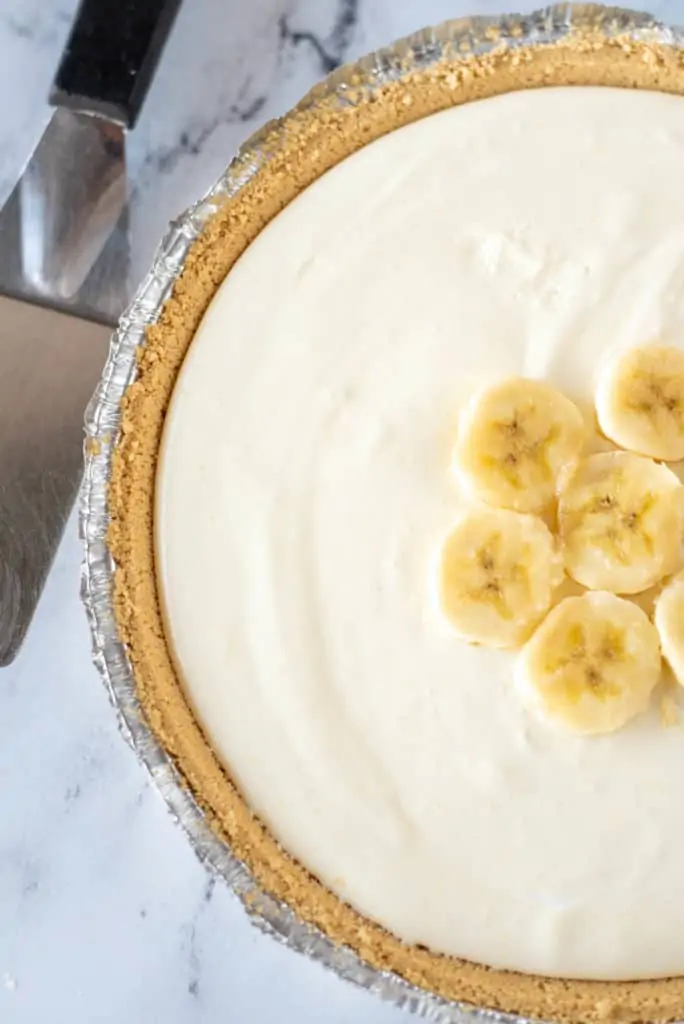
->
xmin=156 ymin=86 xmax=684 ymax=980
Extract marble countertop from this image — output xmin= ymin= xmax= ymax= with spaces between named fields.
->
xmin=1 ymin=1 xmax=682 ymax=1021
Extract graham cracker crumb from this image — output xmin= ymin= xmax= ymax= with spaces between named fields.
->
xmin=108 ymin=24 xmax=684 ymax=1024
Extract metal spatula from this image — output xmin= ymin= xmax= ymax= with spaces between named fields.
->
xmin=0 ymin=0 xmax=181 ymax=665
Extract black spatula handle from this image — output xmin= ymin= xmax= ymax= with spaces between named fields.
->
xmin=50 ymin=0 xmax=182 ymax=129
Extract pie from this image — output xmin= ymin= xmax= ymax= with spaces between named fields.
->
xmin=108 ymin=18 xmax=684 ymax=1024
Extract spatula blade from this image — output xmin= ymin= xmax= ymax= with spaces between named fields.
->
xmin=20 ymin=108 xmax=127 ymax=302
xmin=0 ymin=296 xmax=111 ymax=663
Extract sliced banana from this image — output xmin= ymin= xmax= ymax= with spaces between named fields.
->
xmin=654 ymin=574 xmax=684 ymax=687
xmin=438 ymin=508 xmax=562 ymax=648
xmin=517 ymin=591 xmax=661 ymax=735
xmin=455 ymin=378 xmax=586 ymax=514
xmin=596 ymin=344 xmax=684 ymax=461
xmin=660 ymin=690 xmax=681 ymax=728
xmin=558 ymin=451 xmax=684 ymax=594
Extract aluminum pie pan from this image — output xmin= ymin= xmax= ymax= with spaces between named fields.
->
xmin=80 ymin=5 xmax=684 ymax=1022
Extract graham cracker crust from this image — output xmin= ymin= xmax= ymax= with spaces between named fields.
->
xmin=109 ymin=27 xmax=684 ymax=1024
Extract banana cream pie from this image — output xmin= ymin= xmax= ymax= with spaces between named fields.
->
xmin=110 ymin=27 xmax=684 ymax=1024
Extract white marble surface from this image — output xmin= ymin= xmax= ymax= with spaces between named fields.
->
xmin=1 ymin=0 xmax=683 ymax=1021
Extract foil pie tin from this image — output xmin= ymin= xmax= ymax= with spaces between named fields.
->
xmin=81 ymin=5 xmax=684 ymax=1021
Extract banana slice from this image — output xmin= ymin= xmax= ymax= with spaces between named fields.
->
xmin=596 ymin=344 xmax=684 ymax=461
xmin=654 ymin=574 xmax=684 ymax=687
xmin=455 ymin=378 xmax=586 ymax=514
xmin=438 ymin=508 xmax=562 ymax=648
xmin=517 ymin=591 xmax=661 ymax=734
xmin=558 ymin=451 xmax=684 ymax=594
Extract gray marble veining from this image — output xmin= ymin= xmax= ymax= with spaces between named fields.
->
xmin=1 ymin=0 xmax=682 ymax=1021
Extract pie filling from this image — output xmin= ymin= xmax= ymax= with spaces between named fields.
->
xmin=155 ymin=86 xmax=684 ymax=982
